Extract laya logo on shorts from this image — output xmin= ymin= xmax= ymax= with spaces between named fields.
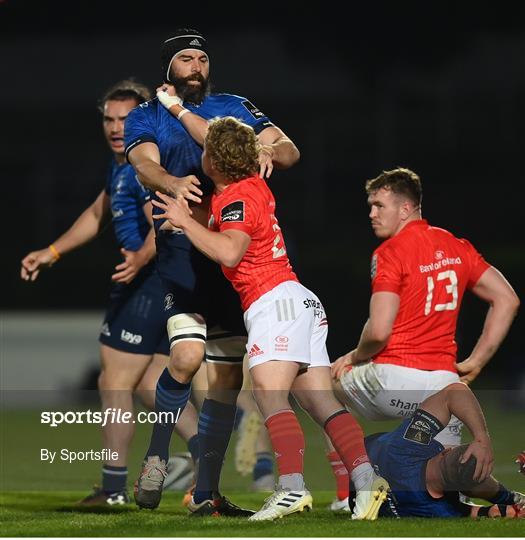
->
xmin=164 ymin=293 xmax=174 ymax=311
xmin=241 ymin=100 xmax=265 ymax=119
xmin=120 ymin=330 xmax=143 ymax=345
xmin=248 ymin=343 xmax=264 ymax=358
xmin=221 ymin=201 xmax=244 ymax=223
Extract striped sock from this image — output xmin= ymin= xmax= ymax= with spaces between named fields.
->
xmin=193 ymin=399 xmax=236 ymax=503
xmin=102 ymin=464 xmax=127 ymax=493
xmin=326 ymin=450 xmax=350 ymax=500
xmin=146 ymin=368 xmax=191 ymax=462
xmin=187 ymin=434 xmax=200 ymax=465
xmin=324 ymin=410 xmax=370 ymax=476
xmin=266 ymin=410 xmax=305 ymax=478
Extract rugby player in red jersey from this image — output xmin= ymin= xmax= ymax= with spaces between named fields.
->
xmin=150 ymin=116 xmax=389 ymax=521
xmin=328 ymin=167 xmax=519 ymax=509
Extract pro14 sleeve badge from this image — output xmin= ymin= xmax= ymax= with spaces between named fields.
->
xmin=241 ymin=100 xmax=265 ymax=119
xmin=220 ymin=201 xmax=245 ymax=223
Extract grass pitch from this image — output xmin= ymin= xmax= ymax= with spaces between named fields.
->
xmin=1 ymin=395 xmax=524 ymax=537
xmin=1 ymin=491 xmax=525 ymax=537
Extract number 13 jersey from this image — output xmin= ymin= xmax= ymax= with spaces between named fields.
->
xmin=371 ymin=219 xmax=490 ymax=372
xmin=209 ymin=175 xmax=298 ymax=311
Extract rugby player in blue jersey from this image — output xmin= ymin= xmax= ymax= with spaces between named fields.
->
xmin=20 ymin=80 xmax=200 ymax=506
xmin=354 ymin=382 xmax=524 ymax=518
xmin=125 ymin=28 xmax=299 ymax=515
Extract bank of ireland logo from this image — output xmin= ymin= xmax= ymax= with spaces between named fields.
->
xmin=371 ymin=254 xmax=378 ymax=280
xmin=435 ymin=250 xmax=445 ymax=260
xmin=164 ymin=293 xmax=174 ymax=311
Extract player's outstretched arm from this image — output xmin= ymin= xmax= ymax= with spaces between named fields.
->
xmin=127 ymin=142 xmax=203 ymax=203
xmin=20 ymin=189 xmax=110 ymax=282
xmin=456 ymin=267 xmax=520 ymax=384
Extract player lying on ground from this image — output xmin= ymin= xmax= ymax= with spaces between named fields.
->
xmin=356 ymin=382 xmax=524 ymax=518
xmin=326 ymin=167 xmax=519 ymax=508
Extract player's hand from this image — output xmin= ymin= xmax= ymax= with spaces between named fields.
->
xmin=516 ymin=451 xmax=525 ymax=476
xmin=461 ymin=438 xmax=494 ymax=482
xmin=156 ymin=89 xmax=183 ymax=111
xmin=331 ymin=351 xmax=355 ymax=380
xmin=156 ymin=83 xmax=176 ymax=96
xmin=258 ymin=145 xmax=275 ymax=179
xmin=165 ymin=175 xmax=203 ymax=204
xmin=455 ymin=357 xmax=483 ymax=384
xmin=20 ymin=248 xmax=57 ymax=282
xmin=111 ymin=248 xmax=149 ymax=284
xmin=152 ymin=191 xmax=193 ymax=229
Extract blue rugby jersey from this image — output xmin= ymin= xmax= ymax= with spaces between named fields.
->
xmin=365 ymin=416 xmax=464 ymax=518
xmin=105 ymin=160 xmax=151 ymax=251
xmin=124 ymin=93 xmax=273 ymax=237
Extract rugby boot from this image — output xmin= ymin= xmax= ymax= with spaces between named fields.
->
xmin=249 ymin=487 xmax=312 ymax=521
xmin=351 ymin=473 xmax=390 ymax=520
xmin=134 ymin=455 xmax=167 ymax=509
xmin=77 ymin=485 xmax=130 ymax=506
xmin=188 ymin=494 xmax=255 ymax=517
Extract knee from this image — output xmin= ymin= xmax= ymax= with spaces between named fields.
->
xmin=169 ymin=342 xmax=204 ymax=380
xmin=98 ymin=367 xmax=134 ymax=392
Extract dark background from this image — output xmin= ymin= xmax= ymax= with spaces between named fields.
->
xmin=2 ymin=1 xmax=524 ymax=387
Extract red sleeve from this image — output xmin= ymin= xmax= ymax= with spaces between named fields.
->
xmin=371 ymin=245 xmax=403 ymax=294
xmin=218 ymin=194 xmax=257 ymax=237
xmin=459 ymin=238 xmax=491 ymax=288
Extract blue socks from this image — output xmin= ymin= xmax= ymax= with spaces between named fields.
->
xmin=102 ymin=464 xmax=127 ymax=493
xmin=253 ymin=452 xmax=274 ymax=481
xmin=193 ymin=399 xmax=236 ymax=503
xmin=187 ymin=433 xmax=200 ymax=464
xmin=146 ymin=368 xmax=191 ymax=462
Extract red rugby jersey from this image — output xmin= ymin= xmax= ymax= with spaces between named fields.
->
xmin=371 ymin=219 xmax=490 ymax=372
xmin=209 ymin=175 xmax=298 ymax=311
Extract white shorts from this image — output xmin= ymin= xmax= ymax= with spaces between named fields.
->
xmin=339 ymin=362 xmax=462 ymax=446
xmin=244 ymin=280 xmax=330 ymax=370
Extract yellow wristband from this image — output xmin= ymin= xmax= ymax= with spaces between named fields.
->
xmin=49 ymin=244 xmax=60 ymax=261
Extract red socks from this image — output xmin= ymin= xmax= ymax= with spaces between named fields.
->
xmin=325 ymin=411 xmax=369 ymax=473
xmin=327 ymin=450 xmax=350 ymax=500
xmin=265 ymin=410 xmax=305 ymax=475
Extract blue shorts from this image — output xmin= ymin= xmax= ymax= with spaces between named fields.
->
xmin=99 ymin=264 xmax=169 ymax=356
xmin=155 ymin=230 xmax=246 ymax=338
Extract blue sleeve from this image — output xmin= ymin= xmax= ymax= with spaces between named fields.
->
xmin=224 ymin=95 xmax=274 ymax=135
xmin=126 ymin=167 xmax=150 ymax=206
xmin=388 ymin=411 xmax=445 ymax=460
xmin=124 ymin=101 xmax=158 ymax=162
